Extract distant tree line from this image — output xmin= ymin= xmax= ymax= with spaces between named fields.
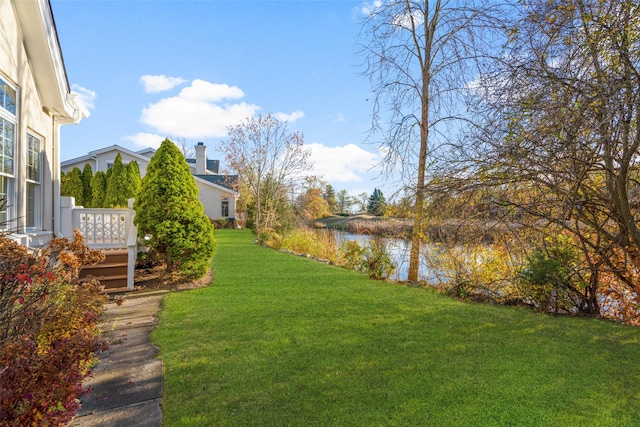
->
xmin=61 ymin=153 xmax=141 ymax=208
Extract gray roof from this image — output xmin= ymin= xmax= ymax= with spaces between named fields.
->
xmin=195 ymin=174 xmax=237 ymax=190
xmin=186 ymin=158 xmax=219 ymax=174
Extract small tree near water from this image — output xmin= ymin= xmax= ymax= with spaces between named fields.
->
xmin=134 ymin=139 xmax=216 ymax=279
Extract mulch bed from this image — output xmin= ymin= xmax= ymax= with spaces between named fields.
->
xmin=133 ymin=263 xmax=212 ymax=291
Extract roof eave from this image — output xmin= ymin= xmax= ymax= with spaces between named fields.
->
xmin=13 ymin=0 xmax=87 ymax=123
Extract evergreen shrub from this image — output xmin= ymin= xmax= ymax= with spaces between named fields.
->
xmin=134 ymin=139 xmax=216 ymax=280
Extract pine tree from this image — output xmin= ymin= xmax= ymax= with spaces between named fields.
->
xmin=61 ymin=167 xmax=84 ymax=206
xmin=336 ymin=189 xmax=353 ymax=215
xmin=105 ymin=154 xmax=129 ymax=207
xmin=81 ymin=163 xmax=93 ymax=208
xmin=134 ymin=139 xmax=216 ymax=279
xmin=90 ymin=171 xmax=107 ymax=208
xmin=367 ymin=188 xmax=386 ymax=216
xmin=323 ymin=184 xmax=338 ymax=214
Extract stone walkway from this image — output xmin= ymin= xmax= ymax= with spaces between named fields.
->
xmin=70 ymin=291 xmax=167 ymax=427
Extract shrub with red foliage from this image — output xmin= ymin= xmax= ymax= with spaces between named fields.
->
xmin=0 ymin=231 xmax=106 ymax=426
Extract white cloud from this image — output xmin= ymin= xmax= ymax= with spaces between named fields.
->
xmin=307 ymin=143 xmax=380 ymax=183
xmin=140 ymin=74 xmax=187 ymax=93
xmin=71 ymin=84 xmax=96 ymax=110
xmin=179 ymin=80 xmax=244 ymax=102
xmin=330 ymin=113 xmax=345 ymax=123
xmin=274 ymin=110 xmax=305 ymax=123
xmin=140 ymin=79 xmax=261 ymax=139
xmin=361 ymin=0 xmax=382 ymax=15
xmin=360 ymin=1 xmax=424 ymax=28
xmin=124 ymin=132 xmax=166 ymax=150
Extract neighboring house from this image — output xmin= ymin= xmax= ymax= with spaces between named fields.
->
xmin=0 ymin=0 xmax=88 ymax=247
xmin=62 ymin=142 xmax=238 ymax=221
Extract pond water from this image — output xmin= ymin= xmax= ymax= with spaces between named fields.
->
xmin=334 ymin=232 xmax=438 ymax=282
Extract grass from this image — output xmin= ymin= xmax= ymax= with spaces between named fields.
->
xmin=152 ymin=229 xmax=640 ymax=426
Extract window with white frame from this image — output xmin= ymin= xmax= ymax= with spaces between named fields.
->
xmin=26 ymin=133 xmax=41 ymax=229
xmin=0 ymin=78 xmax=16 ymax=115
xmin=221 ymin=199 xmax=229 ymax=217
xmin=0 ymin=77 xmax=16 ymax=228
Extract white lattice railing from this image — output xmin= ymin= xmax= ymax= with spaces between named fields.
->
xmin=60 ymin=197 xmax=138 ymax=289
xmin=73 ymin=209 xmax=132 ymax=248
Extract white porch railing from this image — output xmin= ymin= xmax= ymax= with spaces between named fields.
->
xmin=60 ymin=197 xmax=137 ymax=289
xmin=73 ymin=208 xmax=131 ymax=248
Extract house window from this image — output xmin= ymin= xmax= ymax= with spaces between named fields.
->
xmin=0 ymin=118 xmax=14 ymax=176
xmin=26 ymin=134 xmax=41 ymax=229
xmin=0 ymin=76 xmax=16 ymax=229
xmin=221 ymin=200 xmax=229 ymax=217
xmin=0 ymin=175 xmax=10 ymax=226
xmin=0 ymin=78 xmax=16 ymax=114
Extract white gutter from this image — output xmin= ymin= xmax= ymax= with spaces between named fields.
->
xmin=53 ymin=94 xmax=88 ymax=237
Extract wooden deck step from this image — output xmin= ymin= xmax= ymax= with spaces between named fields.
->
xmin=103 ymin=287 xmax=137 ymax=295
xmin=80 ymin=249 xmax=130 ymax=291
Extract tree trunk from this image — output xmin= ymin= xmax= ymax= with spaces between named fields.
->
xmin=408 ymin=124 xmax=429 ymax=282
xmin=407 ymin=0 xmax=437 ymax=282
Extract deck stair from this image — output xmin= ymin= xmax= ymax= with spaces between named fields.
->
xmin=80 ymin=249 xmax=130 ymax=292
xmin=61 ymin=197 xmax=138 ymax=292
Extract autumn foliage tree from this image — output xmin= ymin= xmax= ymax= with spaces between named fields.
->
xmin=359 ymin=0 xmax=500 ymax=281
xmin=220 ymin=114 xmax=311 ymax=234
xmin=0 ymin=230 xmax=106 ymax=425
xmin=455 ymin=0 xmax=640 ymax=314
xmin=134 ymin=139 xmax=216 ymax=279
xmin=297 ymin=187 xmax=331 ymax=220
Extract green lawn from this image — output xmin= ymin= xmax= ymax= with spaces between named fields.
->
xmin=152 ymin=229 xmax=640 ymax=426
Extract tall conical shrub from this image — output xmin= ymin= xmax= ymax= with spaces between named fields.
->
xmin=105 ymin=154 xmax=129 ymax=208
xmin=61 ymin=167 xmax=84 ymax=206
xmin=134 ymin=139 xmax=215 ymax=279
xmin=82 ymin=163 xmax=93 ymax=208
xmin=127 ymin=161 xmax=142 ymax=200
xmin=90 ymin=171 xmax=107 ymax=208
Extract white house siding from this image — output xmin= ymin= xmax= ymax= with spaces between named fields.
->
xmin=0 ymin=1 xmax=58 ymax=241
xmin=94 ymin=149 xmax=150 ymax=177
xmin=0 ymin=0 xmax=86 ymax=247
xmin=61 ymin=147 xmax=150 ymax=177
xmin=62 ymin=145 xmax=237 ymax=221
xmin=194 ymin=177 xmax=237 ymax=220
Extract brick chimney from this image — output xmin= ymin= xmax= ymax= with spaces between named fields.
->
xmin=195 ymin=142 xmax=207 ymax=175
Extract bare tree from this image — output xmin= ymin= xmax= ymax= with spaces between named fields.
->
xmin=220 ymin=114 xmax=311 ymax=233
xmin=170 ymin=137 xmax=195 ymax=159
xmin=355 ymin=192 xmax=369 ymax=214
xmin=459 ymin=0 xmax=640 ymax=313
xmin=359 ymin=0 xmax=502 ymax=281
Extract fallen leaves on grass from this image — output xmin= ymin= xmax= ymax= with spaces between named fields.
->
xmin=134 ymin=263 xmax=212 ymax=291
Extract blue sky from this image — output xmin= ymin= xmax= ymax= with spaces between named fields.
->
xmin=51 ymin=0 xmax=389 ymax=197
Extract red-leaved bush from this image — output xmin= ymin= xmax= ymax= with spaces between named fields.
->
xmin=0 ymin=231 xmax=106 ymax=426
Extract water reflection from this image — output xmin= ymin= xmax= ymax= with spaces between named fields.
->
xmin=334 ymin=231 xmax=436 ymax=282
